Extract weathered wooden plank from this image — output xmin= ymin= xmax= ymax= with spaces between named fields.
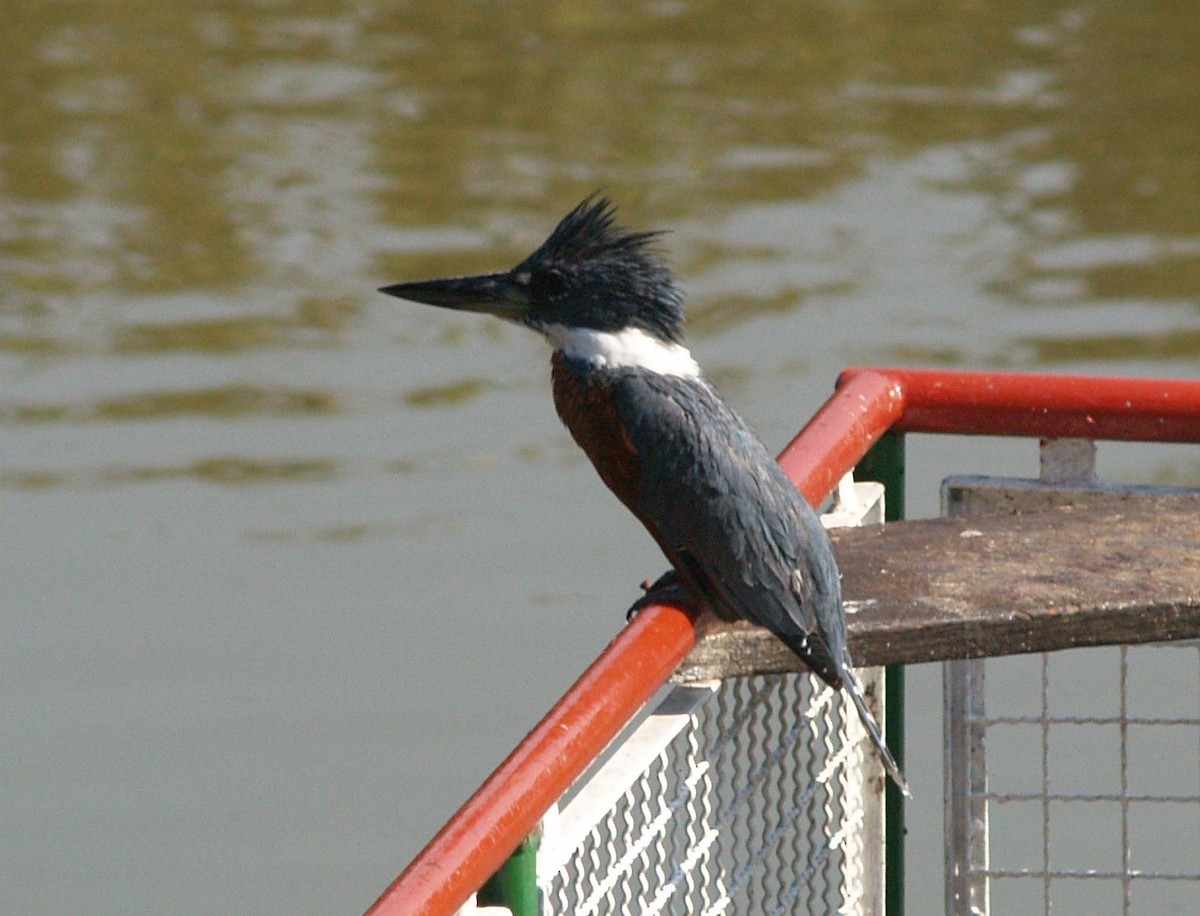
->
xmin=675 ymin=493 xmax=1200 ymax=682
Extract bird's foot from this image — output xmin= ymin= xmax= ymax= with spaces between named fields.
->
xmin=627 ymin=569 xmax=694 ymax=621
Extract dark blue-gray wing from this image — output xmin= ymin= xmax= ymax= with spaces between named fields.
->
xmin=611 ymin=371 xmax=847 ymax=687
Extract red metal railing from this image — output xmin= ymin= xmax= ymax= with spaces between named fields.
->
xmin=845 ymin=368 xmax=1200 ymax=442
xmin=365 ymin=369 xmax=1200 ymax=916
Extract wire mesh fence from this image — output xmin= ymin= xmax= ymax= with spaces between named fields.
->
xmin=948 ymin=643 xmax=1200 ymax=915
xmin=540 ymin=671 xmax=881 ymax=915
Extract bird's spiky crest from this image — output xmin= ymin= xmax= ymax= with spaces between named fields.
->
xmin=533 ymin=195 xmax=667 ymax=268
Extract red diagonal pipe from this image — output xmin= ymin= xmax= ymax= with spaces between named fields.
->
xmin=778 ymin=368 xmax=905 ymax=502
xmin=364 ymin=599 xmax=699 ymax=916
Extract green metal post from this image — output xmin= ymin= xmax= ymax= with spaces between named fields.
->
xmin=477 ymin=831 xmax=540 ymax=916
xmin=855 ymin=432 xmax=906 ymax=916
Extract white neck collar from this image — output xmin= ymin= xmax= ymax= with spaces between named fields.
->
xmin=544 ymin=325 xmax=701 ymax=378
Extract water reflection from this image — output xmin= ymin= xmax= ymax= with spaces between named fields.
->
xmin=6 ymin=384 xmax=338 ymax=424
xmin=1 ymin=456 xmax=339 ymax=491
xmin=404 ymin=377 xmax=493 ymax=408
xmin=4 ymin=2 xmax=1197 ymax=365
xmin=1017 ymin=326 xmax=1200 ymax=363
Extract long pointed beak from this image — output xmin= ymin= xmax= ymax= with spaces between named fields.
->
xmin=379 ymin=272 xmax=531 ymax=321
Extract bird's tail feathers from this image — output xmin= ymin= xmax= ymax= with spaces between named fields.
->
xmin=843 ymin=666 xmax=911 ymax=798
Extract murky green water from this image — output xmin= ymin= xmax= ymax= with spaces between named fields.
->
xmin=4 ymin=2 xmax=1198 ymax=912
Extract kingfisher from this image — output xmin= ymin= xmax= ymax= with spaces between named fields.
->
xmin=381 ymin=196 xmax=909 ymax=795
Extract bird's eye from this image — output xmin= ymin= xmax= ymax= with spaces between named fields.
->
xmin=530 ymin=269 xmax=567 ymax=298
